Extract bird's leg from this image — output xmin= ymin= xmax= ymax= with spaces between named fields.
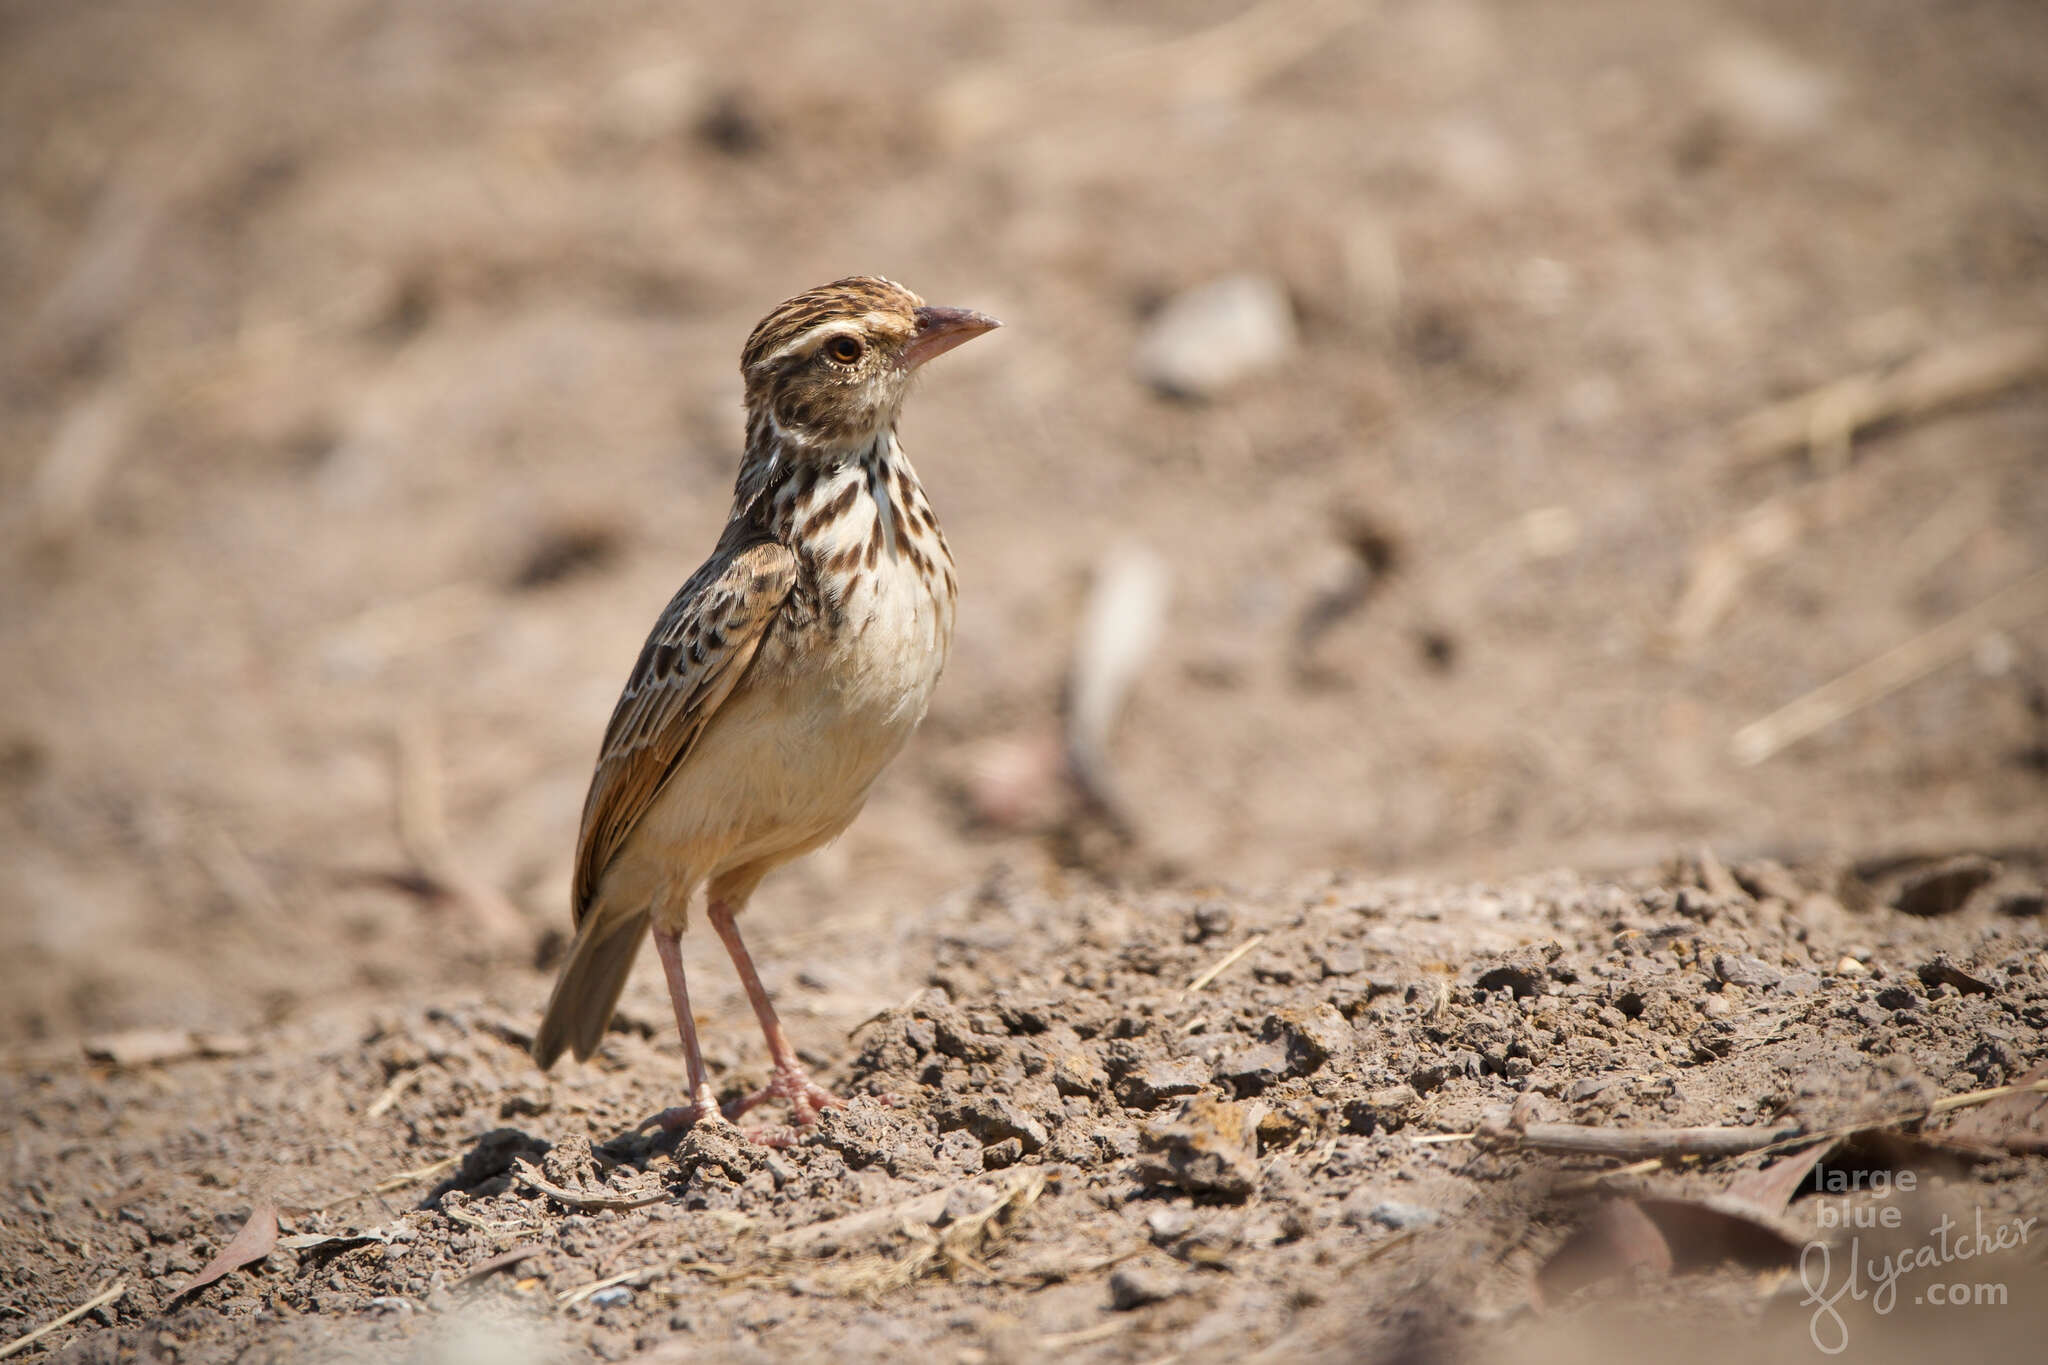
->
xmin=636 ymin=923 xmax=729 ymax=1134
xmin=707 ymin=899 xmax=848 ymax=1125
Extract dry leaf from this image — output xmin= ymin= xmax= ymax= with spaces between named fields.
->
xmin=175 ymin=1203 xmax=277 ymax=1300
xmin=1633 ymin=1197 xmax=1801 ymax=1273
xmin=1537 ymin=1199 xmax=1672 ymax=1302
xmin=456 ymin=1243 xmax=545 ymax=1285
xmin=1723 ymin=1138 xmax=1840 ymax=1216
xmin=1938 ymin=1062 xmax=2048 ymax=1154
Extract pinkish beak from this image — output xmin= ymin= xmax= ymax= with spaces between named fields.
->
xmin=903 ymin=305 xmax=1001 ymax=370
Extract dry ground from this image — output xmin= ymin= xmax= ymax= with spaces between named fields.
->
xmin=3 ymin=0 xmax=2046 ymax=1360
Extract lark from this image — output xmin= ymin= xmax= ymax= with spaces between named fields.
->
xmin=531 ymin=277 xmax=999 ymax=1135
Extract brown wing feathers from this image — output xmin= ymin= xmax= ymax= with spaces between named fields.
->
xmin=570 ymin=538 xmax=797 ymax=923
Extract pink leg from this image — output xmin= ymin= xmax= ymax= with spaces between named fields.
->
xmin=707 ymin=899 xmax=848 ymax=1126
xmin=636 ymin=923 xmax=731 ymax=1134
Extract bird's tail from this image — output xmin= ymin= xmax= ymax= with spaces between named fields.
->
xmin=531 ymin=904 xmax=652 ymax=1070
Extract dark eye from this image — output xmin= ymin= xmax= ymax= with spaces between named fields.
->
xmin=824 ymin=335 xmax=863 ymax=364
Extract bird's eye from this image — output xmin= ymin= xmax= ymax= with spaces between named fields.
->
xmin=824 ymin=335 xmax=863 ymax=364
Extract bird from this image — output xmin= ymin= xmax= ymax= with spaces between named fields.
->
xmin=531 ymin=276 xmax=999 ymax=1138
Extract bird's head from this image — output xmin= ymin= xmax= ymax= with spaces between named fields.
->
xmin=740 ymin=276 xmax=1000 ymax=455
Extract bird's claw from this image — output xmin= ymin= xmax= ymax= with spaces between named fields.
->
xmin=724 ymin=1065 xmax=850 ymax=1126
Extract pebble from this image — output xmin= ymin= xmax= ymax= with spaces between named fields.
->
xmin=1134 ymin=275 xmax=1296 ymax=399
xmin=1137 ymin=1095 xmax=1264 ymax=1203
xmin=1116 ymin=1057 xmax=1211 ymax=1110
xmin=1365 ymin=1200 xmax=1441 ymax=1231
xmin=1339 ymin=1190 xmax=1440 ymax=1232
xmin=1713 ymin=953 xmax=1783 ymax=989
xmin=1108 ymin=1262 xmax=1183 ymax=1311
xmin=1147 ymin=1207 xmax=1195 ymax=1243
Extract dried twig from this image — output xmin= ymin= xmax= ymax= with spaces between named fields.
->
xmin=1183 ymin=933 xmax=1265 ymax=996
xmin=1555 ymin=1156 xmax=1668 ymax=1193
xmin=1494 ymin=1079 xmax=2048 ymax=1172
xmin=0 ymin=1279 xmax=125 ymax=1361
xmin=1732 ymin=564 xmax=2048 ymax=765
xmin=790 ymin=1167 xmax=1050 ymax=1297
xmin=441 ymin=1204 xmax=510 ymax=1236
xmin=769 ymin=1179 xmax=982 ymax=1259
xmin=1064 ymin=543 xmax=1171 ymax=844
xmin=1037 ymin=1322 xmax=1131 ymax=1351
xmin=392 ymin=710 xmax=528 ymax=945
xmin=1925 ymin=1075 xmax=2048 ymax=1117
xmin=364 ymin=1067 xmax=427 ymax=1120
xmin=932 ymin=0 xmax=1363 ymax=145
xmin=512 ymin=1160 xmax=671 ymax=1212
xmin=557 ymin=1263 xmax=661 ymax=1305
xmin=1731 ymin=328 xmax=2048 ymax=470
xmin=374 ymin=1154 xmax=461 ymax=1195
xmin=456 ymin=1244 xmax=544 ymax=1286
xmin=1487 ymin=1120 xmax=1806 ymax=1160
xmin=28 ymin=387 xmax=130 ymax=548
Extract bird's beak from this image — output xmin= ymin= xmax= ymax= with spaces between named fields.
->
xmin=903 ymin=305 xmax=1002 ymax=370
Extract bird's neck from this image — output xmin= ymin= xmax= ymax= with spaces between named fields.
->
xmin=729 ymin=416 xmax=919 ymax=544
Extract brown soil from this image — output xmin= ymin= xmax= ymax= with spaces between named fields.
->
xmin=4 ymin=1 xmax=2046 ymax=1361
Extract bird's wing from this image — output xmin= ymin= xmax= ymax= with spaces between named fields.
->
xmin=571 ymin=537 xmax=798 ymax=922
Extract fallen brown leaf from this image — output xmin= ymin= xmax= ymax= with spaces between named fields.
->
xmin=174 ymin=1202 xmax=277 ymax=1300
xmin=1722 ymin=1138 xmax=1840 ymax=1216
xmin=1937 ymin=1061 xmax=2048 ymax=1154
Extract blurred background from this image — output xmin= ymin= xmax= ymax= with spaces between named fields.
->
xmin=4 ymin=0 xmax=2045 ymax=1045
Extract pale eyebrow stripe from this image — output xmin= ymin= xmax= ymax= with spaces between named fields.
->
xmin=760 ymin=313 xmax=895 ymax=365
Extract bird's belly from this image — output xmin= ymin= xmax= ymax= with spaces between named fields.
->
xmin=624 ymin=560 xmax=950 ymax=887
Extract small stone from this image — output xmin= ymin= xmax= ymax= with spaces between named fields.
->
xmin=981 ymin=1138 xmax=1024 ymax=1170
xmin=806 ymin=1102 xmax=906 ymax=1170
xmin=1108 ymin=1262 xmax=1183 ymax=1311
xmin=1339 ymin=1189 xmax=1440 ymax=1232
xmin=588 ymin=1286 xmax=634 ymax=1308
xmin=1050 ymin=1048 xmax=1108 ymax=1098
xmin=1771 ymin=971 xmax=1821 ymax=995
xmin=1264 ymin=1003 xmax=1352 ymax=1073
xmin=1874 ymin=985 xmax=1920 ymax=1011
xmin=1137 ymin=1095 xmax=1264 ymax=1203
xmin=1189 ymin=902 xmax=1235 ymax=941
xmin=1146 ymin=1207 xmax=1194 ymax=1242
xmin=1116 ymin=1057 xmax=1210 ymax=1110
xmin=1319 ymin=943 xmax=1367 ymax=977
xmin=942 ymin=1094 xmax=1049 ymax=1155
xmin=1134 ymin=275 xmax=1297 ymax=400
xmin=541 ymin=1134 xmax=602 ymax=1190
xmin=1917 ymin=957 xmax=1996 ymax=997
xmin=1713 ymin=953 xmax=1784 ymax=989
xmin=1697 ymin=38 xmax=1837 ymax=141
xmin=1366 ymin=1199 xmax=1440 ymax=1231
xmin=1698 ymin=993 xmax=1732 ymax=1019
xmin=1834 ymin=956 xmax=1868 ymax=977
xmin=1732 ymin=859 xmax=1804 ymax=904
xmin=1214 ymin=1041 xmax=1290 ymax=1096
xmin=677 ymin=1122 xmax=760 ymax=1183
xmin=1339 ymin=1084 xmax=1418 ymax=1135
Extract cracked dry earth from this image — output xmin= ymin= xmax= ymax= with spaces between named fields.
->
xmin=5 ymin=852 xmax=2047 ymax=1363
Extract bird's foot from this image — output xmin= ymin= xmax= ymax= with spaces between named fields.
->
xmin=724 ymin=1064 xmax=849 ymax=1127
xmin=635 ymin=1084 xmax=732 ymax=1135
